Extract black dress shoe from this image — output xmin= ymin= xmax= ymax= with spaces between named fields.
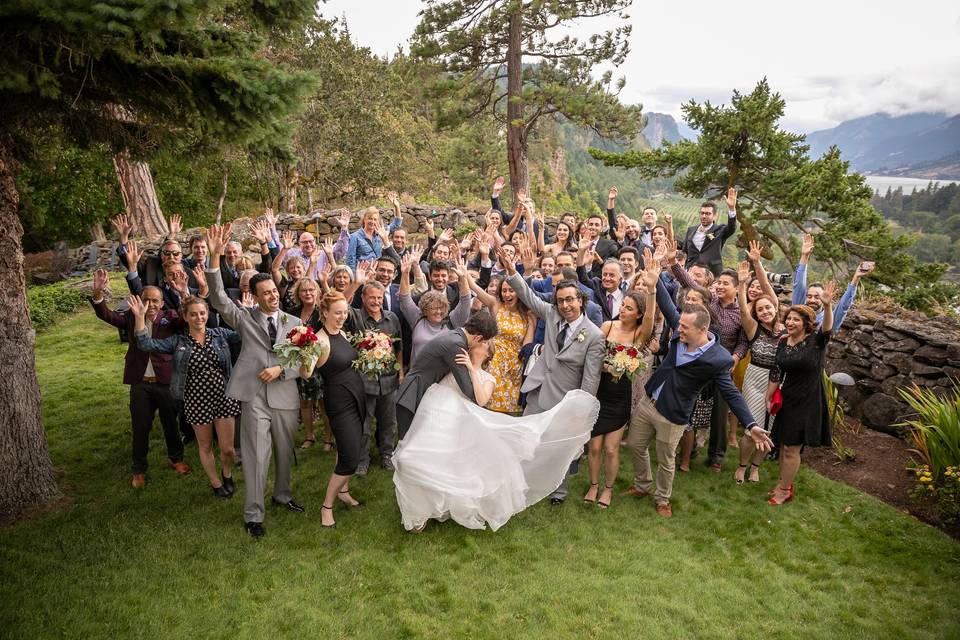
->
xmin=221 ymin=474 xmax=235 ymax=496
xmin=272 ymin=498 xmax=305 ymax=513
xmin=212 ymin=485 xmax=230 ymax=500
xmin=549 ymin=497 xmax=565 ymax=506
xmin=244 ymin=521 xmax=265 ymax=538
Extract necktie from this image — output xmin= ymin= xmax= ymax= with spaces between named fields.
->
xmin=556 ymin=322 xmax=568 ymax=352
xmin=268 ymin=316 xmax=277 ymax=344
xmin=606 ymin=293 xmax=614 ymax=316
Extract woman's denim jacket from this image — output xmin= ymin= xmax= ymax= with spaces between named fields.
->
xmin=136 ymin=328 xmax=240 ymax=400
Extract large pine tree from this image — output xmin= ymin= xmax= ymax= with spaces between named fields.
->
xmin=0 ymin=0 xmax=316 ymax=518
xmin=412 ymin=0 xmax=643 ymax=204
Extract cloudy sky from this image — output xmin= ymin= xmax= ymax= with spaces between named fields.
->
xmin=319 ymin=0 xmax=960 ymax=133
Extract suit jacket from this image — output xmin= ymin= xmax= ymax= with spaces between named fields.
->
xmin=90 ymin=299 xmax=178 ymax=385
xmin=395 ymin=328 xmax=476 ymax=413
xmin=681 ymin=214 xmax=737 ymax=276
xmin=206 ymin=267 xmax=302 ymax=410
xmin=576 ymin=265 xmax=624 ymax=322
xmin=507 ymin=272 xmax=605 ymax=409
xmin=647 ymin=276 xmax=755 ymax=426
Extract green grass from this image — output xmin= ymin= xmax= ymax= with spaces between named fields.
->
xmin=2 ymin=302 xmax=960 ymax=639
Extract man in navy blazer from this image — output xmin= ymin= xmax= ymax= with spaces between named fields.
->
xmin=624 ymin=279 xmax=772 ymax=517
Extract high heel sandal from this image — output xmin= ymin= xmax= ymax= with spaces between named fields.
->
xmin=748 ymin=463 xmax=761 ymax=483
xmin=320 ymin=504 xmax=336 ymax=528
xmin=583 ymin=482 xmax=599 ymax=504
xmin=735 ymin=464 xmax=747 ymax=485
xmin=338 ymin=489 xmax=365 ymax=508
xmin=597 ymin=483 xmax=614 ymax=509
xmin=322 ymin=441 xmax=335 ymax=452
xmin=767 ymin=484 xmax=795 ymax=505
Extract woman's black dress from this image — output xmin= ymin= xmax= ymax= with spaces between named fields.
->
xmin=769 ymin=329 xmax=831 ymax=447
xmin=183 ymin=333 xmax=240 ymax=426
xmin=591 ymin=340 xmax=633 ymax=438
xmin=318 ymin=328 xmax=367 ymax=475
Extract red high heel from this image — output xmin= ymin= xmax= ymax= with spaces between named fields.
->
xmin=767 ymin=484 xmax=794 ymax=505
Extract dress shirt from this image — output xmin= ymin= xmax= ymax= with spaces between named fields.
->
xmin=556 ymin=312 xmax=588 ymax=350
xmin=651 ymin=334 xmax=716 ymax=401
xmin=603 ymin=287 xmax=624 ymax=318
xmin=692 ymin=210 xmax=736 ymax=250
xmin=670 ymin=263 xmax=748 ymax=358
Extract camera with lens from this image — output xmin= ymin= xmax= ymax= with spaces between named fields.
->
xmin=767 ymin=272 xmax=791 ymax=295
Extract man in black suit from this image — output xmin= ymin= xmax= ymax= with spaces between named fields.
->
xmin=395 ymin=311 xmax=499 ymax=439
xmin=680 ymin=187 xmax=738 ymax=276
xmin=624 ymin=284 xmax=772 ymax=517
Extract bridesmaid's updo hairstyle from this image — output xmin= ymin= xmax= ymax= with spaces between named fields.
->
xmin=319 ymin=291 xmax=347 ymax=321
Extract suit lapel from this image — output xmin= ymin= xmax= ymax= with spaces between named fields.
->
xmin=250 ymin=308 xmax=274 ymax=345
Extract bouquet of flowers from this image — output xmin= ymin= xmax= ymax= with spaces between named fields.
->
xmin=605 ymin=343 xmax=645 ymax=381
xmin=274 ymin=326 xmax=327 ymax=375
xmin=350 ymin=330 xmax=399 ymax=378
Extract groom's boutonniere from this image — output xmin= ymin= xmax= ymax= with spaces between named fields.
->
xmin=575 ymin=329 xmax=586 ymax=343
xmin=705 ymin=232 xmax=716 ymax=242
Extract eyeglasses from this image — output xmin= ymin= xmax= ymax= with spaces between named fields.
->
xmin=161 ymin=250 xmax=182 ymax=257
xmin=556 ymin=296 xmax=579 ymax=305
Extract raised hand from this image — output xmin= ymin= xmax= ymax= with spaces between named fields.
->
xmin=126 ymin=239 xmax=142 ymax=270
xmin=205 ymin=223 xmax=231 ymax=256
xmin=438 ymin=227 xmax=454 ymax=244
xmin=111 ymin=214 xmax=135 ymax=243
xmin=356 ymin=260 xmax=373 ymax=285
xmin=191 ymin=265 xmax=207 ymax=290
xmin=748 ymin=239 xmax=763 ymax=263
xmin=127 ymin=294 xmax=147 ymax=319
xmin=335 ymin=210 xmax=351 ymax=229
xmin=821 ymin=280 xmax=838 ymax=304
xmin=321 ymin=237 xmax=335 ymax=256
xmin=801 ymin=233 xmax=815 ymax=259
xmin=387 ymin=192 xmax=401 ymax=209
xmin=249 ymin=220 xmax=269 ymax=244
xmin=167 ymin=214 xmax=182 ymax=237
xmin=92 ymin=268 xmax=109 ymax=297
xmin=240 ymin=291 xmax=256 ymax=309
xmin=492 ymin=176 xmax=505 ymax=197
xmin=520 ymin=244 xmax=536 ymax=271
xmin=613 ymin=218 xmax=626 ymax=242
xmin=263 ymin=207 xmax=277 ymax=228
xmin=495 ymin=246 xmax=516 ymax=275
xmin=515 ymin=187 xmax=527 ymax=204
xmin=409 ymin=243 xmax=424 ymax=264
xmin=169 ymin=268 xmax=189 ymax=295
xmin=652 ymin=239 xmax=668 ymax=264
xmin=423 ymin=217 xmax=435 ymax=236
xmin=454 ymin=348 xmax=476 ymax=373
xmin=726 ymin=186 xmax=737 ymax=210
xmin=374 ymin=218 xmax=390 ymax=243
xmin=662 ymin=239 xmax=677 ymax=264
xmin=738 ymin=260 xmax=752 ymax=284
xmin=400 ymin=252 xmax=414 ymax=274
xmin=608 ymin=186 xmax=618 ymax=205
xmin=281 ymin=229 xmax=295 ymax=250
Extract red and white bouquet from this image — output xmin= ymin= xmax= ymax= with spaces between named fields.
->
xmin=604 ymin=343 xmax=645 ymax=381
xmin=274 ymin=325 xmax=327 ymax=374
xmin=350 ymin=330 xmax=399 ymax=378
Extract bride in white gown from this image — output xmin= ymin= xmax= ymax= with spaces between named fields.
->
xmin=392 ymin=341 xmax=600 ymax=532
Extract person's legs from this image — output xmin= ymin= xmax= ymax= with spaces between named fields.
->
xmin=358 ymin=394 xmax=376 ymax=470
xmin=193 ymin=423 xmax=220 ymax=488
xmin=241 ymin=396 xmax=273 ymax=524
xmin=128 ymin=384 xmax=154 ymax=475
xmin=375 ymin=391 xmax=398 ymax=466
xmin=584 ymin=435 xmax=602 ymax=502
xmin=677 ymin=428 xmax=694 ymax=472
xmin=214 ymin=417 xmax=236 ymax=479
xmin=707 ymin=388 xmax=729 ymax=467
xmin=270 ymin=407 xmax=299 ymax=505
xmin=771 ymin=445 xmax=802 ymax=504
xmin=299 ymin=399 xmax=316 ymax=446
xmin=627 ymin=398 xmax=657 ymax=493
xmin=598 ymin=427 xmax=624 ymax=507
xmin=727 ymin=411 xmax=739 ymax=448
xmin=652 ymin=418 xmax=686 ymax=505
xmin=154 ymin=384 xmax=184 ymax=464
xmin=321 ymin=473 xmax=351 ymax=527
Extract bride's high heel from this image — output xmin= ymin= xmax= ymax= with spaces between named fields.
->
xmin=583 ymin=482 xmax=599 ymax=504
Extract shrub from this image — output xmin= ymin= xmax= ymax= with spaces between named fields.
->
xmin=27 ymin=280 xmax=89 ymax=331
xmin=898 ymin=382 xmax=960 ymax=478
xmin=911 ymin=465 xmax=960 ymax=524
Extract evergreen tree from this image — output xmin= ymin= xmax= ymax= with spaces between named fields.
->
xmin=412 ymin=0 xmax=643 ymax=204
xmin=0 ymin=0 xmax=316 ymax=517
xmin=589 ymin=79 xmax=939 ymax=288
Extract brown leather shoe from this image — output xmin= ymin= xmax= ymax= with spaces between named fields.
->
xmin=621 ymin=486 xmax=654 ymax=499
xmin=170 ymin=461 xmax=192 ymax=475
xmin=655 ymin=502 xmax=673 ymax=518
xmin=131 ymin=474 xmax=146 ymax=488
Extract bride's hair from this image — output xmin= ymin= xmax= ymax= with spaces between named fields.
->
xmin=319 ymin=290 xmax=346 ymax=320
xmin=481 ymin=340 xmax=496 ymax=370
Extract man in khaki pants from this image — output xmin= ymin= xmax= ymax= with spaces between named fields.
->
xmin=626 ymin=297 xmax=771 ymax=517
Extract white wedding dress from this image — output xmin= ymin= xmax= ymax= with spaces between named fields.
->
xmin=392 ymin=372 xmax=599 ymax=531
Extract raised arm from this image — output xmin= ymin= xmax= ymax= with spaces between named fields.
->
xmin=89 ymin=268 xmax=128 ymax=329
xmin=203 ymin=223 xmax=243 ymax=328
xmin=605 ymin=186 xmax=618 ymax=239
xmin=655 ymin=276 xmax=680 ymax=331
xmin=721 ymin=187 xmax=738 ymax=240
xmin=820 ymin=280 xmax=836 ymax=338
xmin=737 ymin=260 xmax=758 ymax=340
xmin=129 ymin=295 xmax=179 ymax=354
xmin=747 ymin=240 xmax=777 ymax=307
xmin=792 ymin=233 xmax=813 ymax=305
xmin=501 ymin=248 xmax=551 ymax=320
xmin=636 ymin=249 xmax=661 ymax=344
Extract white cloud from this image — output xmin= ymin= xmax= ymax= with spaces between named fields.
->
xmin=320 ymin=0 xmax=960 ymax=132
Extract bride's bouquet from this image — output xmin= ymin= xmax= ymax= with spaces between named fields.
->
xmin=350 ymin=329 xmax=399 ymax=378
xmin=605 ymin=343 xmax=645 ymax=381
xmin=274 ymin=326 xmax=327 ymax=376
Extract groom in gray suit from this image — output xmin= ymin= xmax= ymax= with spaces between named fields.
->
xmin=204 ymin=224 xmax=302 ymax=539
xmin=502 ymin=250 xmax=605 ymax=504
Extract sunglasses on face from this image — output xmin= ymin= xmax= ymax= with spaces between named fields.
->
xmin=161 ymin=250 xmax=182 ymax=257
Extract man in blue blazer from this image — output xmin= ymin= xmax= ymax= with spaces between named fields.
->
xmin=624 ymin=280 xmax=773 ymax=517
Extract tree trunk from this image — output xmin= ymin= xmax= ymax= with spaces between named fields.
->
xmin=113 ymin=150 xmax=168 ymax=237
xmin=90 ymin=223 xmax=106 ymax=242
xmin=505 ymin=9 xmax=528 ymax=208
xmin=216 ymin=169 xmax=229 ymax=226
xmin=0 ymin=135 xmax=59 ymax=520
xmin=285 ymin=166 xmax=298 ymax=214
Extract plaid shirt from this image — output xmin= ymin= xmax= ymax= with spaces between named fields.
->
xmin=671 ymin=264 xmax=748 ymax=359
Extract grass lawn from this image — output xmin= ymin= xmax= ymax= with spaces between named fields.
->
xmin=2 ymin=301 xmax=959 ymax=639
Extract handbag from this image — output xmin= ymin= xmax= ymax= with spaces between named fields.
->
xmin=769 ymin=373 xmax=786 ymax=416
xmin=524 ymin=344 xmax=542 ymax=376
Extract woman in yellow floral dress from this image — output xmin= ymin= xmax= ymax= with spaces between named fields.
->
xmin=466 ymin=273 xmax=535 ymax=414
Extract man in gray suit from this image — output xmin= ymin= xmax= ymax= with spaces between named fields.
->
xmin=395 ymin=310 xmax=499 ymax=439
xmin=501 ymin=249 xmax=605 ymax=504
xmin=204 ymin=224 xmax=303 ymax=539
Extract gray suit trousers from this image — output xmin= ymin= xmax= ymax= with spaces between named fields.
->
xmin=241 ymin=385 xmax=299 ymax=523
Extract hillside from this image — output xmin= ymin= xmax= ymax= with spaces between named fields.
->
xmin=806 ymin=112 xmax=960 ymax=179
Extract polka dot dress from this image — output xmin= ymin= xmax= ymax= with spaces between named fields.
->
xmin=184 ymin=333 xmax=241 ymax=426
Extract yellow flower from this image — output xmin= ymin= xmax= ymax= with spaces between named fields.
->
xmin=919 ymin=476 xmax=932 ymax=483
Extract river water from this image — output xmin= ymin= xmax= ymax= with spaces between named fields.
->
xmin=862 ymin=175 xmax=959 ymax=194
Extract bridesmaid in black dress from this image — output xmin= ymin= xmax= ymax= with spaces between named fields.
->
xmin=765 ymin=282 xmax=836 ymax=506
xmin=314 ymin=291 xmax=368 ymax=528
xmin=584 ymin=257 xmax=659 ymax=509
